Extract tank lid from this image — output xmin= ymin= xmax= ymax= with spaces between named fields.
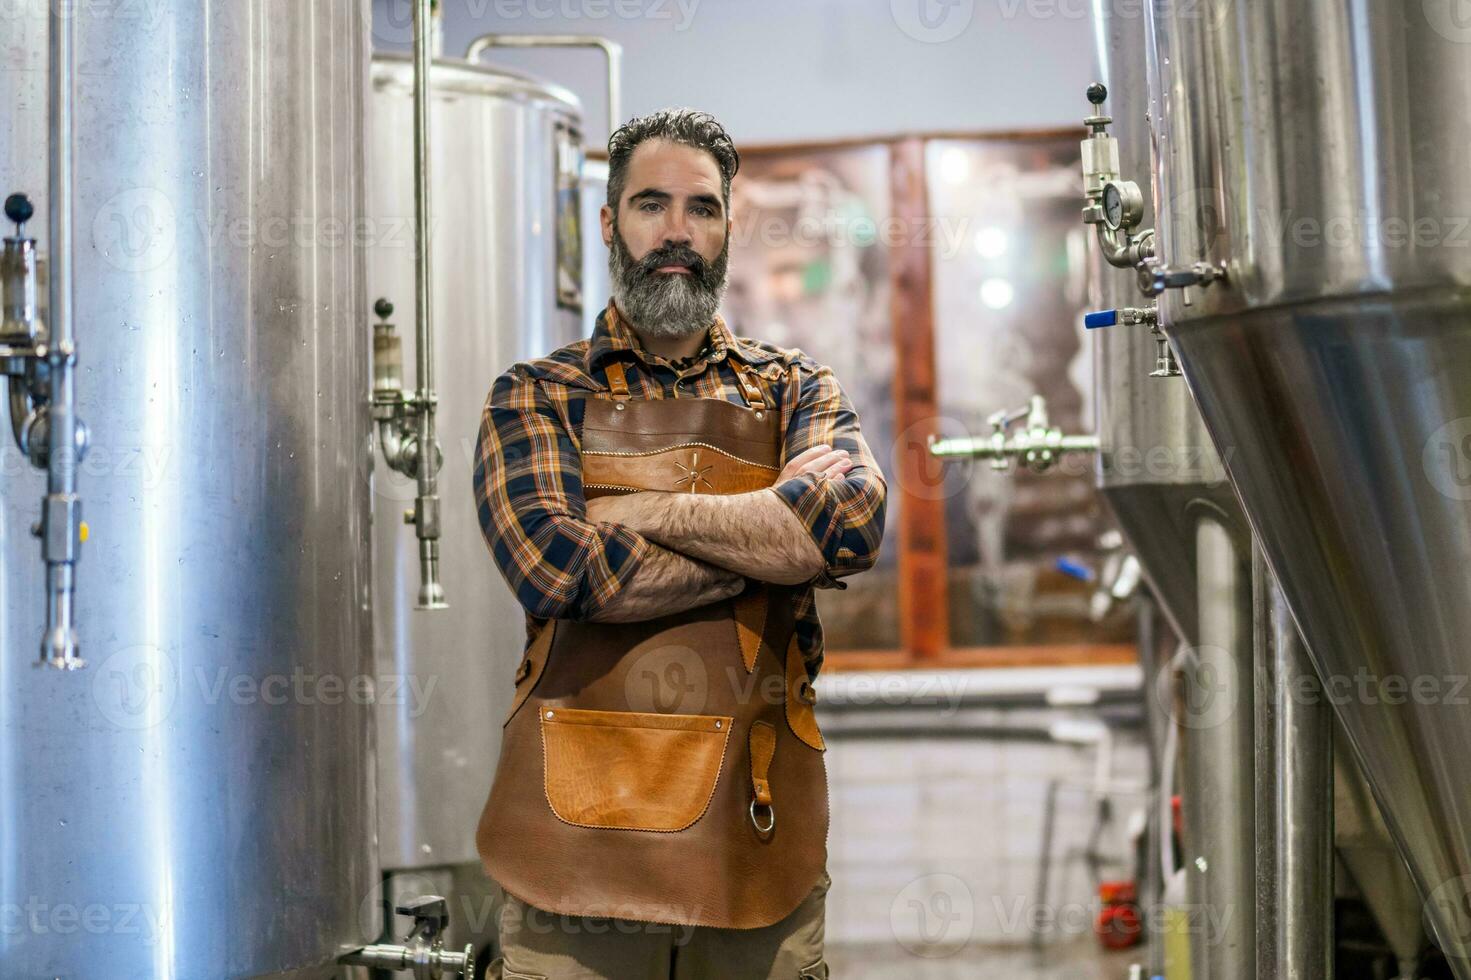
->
xmin=371 ymin=53 xmax=582 ymax=117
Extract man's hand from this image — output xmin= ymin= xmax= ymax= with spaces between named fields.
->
xmin=777 ymin=443 xmax=853 ymax=484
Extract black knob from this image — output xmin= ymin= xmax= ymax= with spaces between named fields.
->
xmin=1087 ymin=82 xmax=1108 ymax=106
xmin=5 ymin=193 xmax=34 ymax=228
xmin=374 ymin=297 xmax=394 ymax=320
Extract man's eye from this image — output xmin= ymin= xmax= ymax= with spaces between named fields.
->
xmin=640 ymin=201 xmax=662 ymax=213
xmin=691 ymin=206 xmax=714 ymax=217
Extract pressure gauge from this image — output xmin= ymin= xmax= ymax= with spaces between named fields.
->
xmin=1101 ymin=180 xmax=1144 ymax=231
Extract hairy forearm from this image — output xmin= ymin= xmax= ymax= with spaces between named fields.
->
xmin=597 ymin=489 xmax=826 ymax=586
xmin=584 ymin=541 xmax=745 ymax=623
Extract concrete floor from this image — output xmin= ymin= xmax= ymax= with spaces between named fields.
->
xmin=826 ymin=939 xmax=1142 ymax=979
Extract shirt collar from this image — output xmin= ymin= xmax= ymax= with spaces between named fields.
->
xmin=586 ymin=299 xmax=778 ymax=372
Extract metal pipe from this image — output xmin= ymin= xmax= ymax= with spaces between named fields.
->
xmin=1254 ymin=553 xmax=1334 ymax=980
xmin=1182 ymin=515 xmax=1255 ymax=979
xmin=41 ymin=0 xmax=82 ymax=669
xmin=411 ymin=0 xmax=445 ymax=609
xmin=927 ymin=434 xmax=1100 ymax=459
xmin=464 ymin=34 xmax=624 ymax=136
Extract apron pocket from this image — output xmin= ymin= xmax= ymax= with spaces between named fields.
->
xmin=539 ymin=706 xmax=733 ymax=832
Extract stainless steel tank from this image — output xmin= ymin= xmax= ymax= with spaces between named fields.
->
xmin=1089 ymin=2 xmax=1237 ymax=647
xmin=366 ymin=53 xmax=587 ymax=918
xmin=1145 ymin=0 xmax=1471 ymax=970
xmin=0 ymin=2 xmax=375 ymax=978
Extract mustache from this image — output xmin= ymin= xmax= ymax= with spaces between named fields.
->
xmin=636 ymin=243 xmax=708 ymax=278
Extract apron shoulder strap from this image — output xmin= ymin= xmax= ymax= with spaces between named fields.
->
xmin=604 ymin=360 xmax=632 ymax=401
xmin=729 ymin=359 xmax=770 ymax=410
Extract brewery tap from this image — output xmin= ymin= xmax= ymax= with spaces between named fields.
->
xmin=1080 ymin=83 xmax=1225 ymax=299
xmin=927 ymin=394 xmax=1098 ymax=473
xmin=338 ymin=895 xmax=473 ymax=979
xmin=1083 ymin=304 xmax=1181 ymax=378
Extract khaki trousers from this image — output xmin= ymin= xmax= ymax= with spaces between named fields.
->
xmin=486 ymin=871 xmax=831 ymax=980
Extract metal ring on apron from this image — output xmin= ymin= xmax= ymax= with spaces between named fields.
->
xmin=750 ymin=799 xmax=775 ymax=835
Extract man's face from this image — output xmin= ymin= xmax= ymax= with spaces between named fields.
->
xmin=601 ymin=138 xmax=731 ymax=340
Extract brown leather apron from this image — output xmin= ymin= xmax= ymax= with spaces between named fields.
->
xmin=476 ymin=358 xmax=829 ymax=930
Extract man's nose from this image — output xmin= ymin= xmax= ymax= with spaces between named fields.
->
xmin=660 ymin=211 xmax=693 ymax=247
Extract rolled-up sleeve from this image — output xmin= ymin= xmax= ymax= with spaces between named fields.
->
xmin=771 ymin=360 xmax=888 ymax=588
xmin=473 ymin=368 xmax=649 ymax=621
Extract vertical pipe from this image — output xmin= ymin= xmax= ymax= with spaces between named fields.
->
xmin=1253 ymin=544 xmax=1279 ymax=977
xmin=1268 ymin=577 xmax=1335 ymax=977
xmin=42 ymin=0 xmax=81 ymax=668
xmin=1137 ymin=594 xmax=1172 ymax=980
xmin=411 ymin=0 xmax=444 ymax=609
xmin=1183 ymin=515 xmax=1255 ymax=979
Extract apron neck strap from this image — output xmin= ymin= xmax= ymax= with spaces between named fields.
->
xmin=604 ymin=361 xmax=632 ymax=401
xmin=730 ymin=360 xmax=769 ymax=410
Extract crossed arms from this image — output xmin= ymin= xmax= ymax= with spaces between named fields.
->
xmin=473 ymin=360 xmax=887 ymax=625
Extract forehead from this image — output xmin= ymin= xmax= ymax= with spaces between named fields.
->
xmin=621 ymin=139 xmax=723 ymax=198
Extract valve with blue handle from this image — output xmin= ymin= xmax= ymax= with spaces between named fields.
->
xmin=1083 ymin=303 xmax=1180 ymax=378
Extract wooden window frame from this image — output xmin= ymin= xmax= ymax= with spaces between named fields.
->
xmin=739 ymin=130 xmax=1136 ymax=671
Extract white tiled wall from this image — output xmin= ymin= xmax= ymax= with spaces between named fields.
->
xmin=818 ymin=677 xmax=1151 ymax=955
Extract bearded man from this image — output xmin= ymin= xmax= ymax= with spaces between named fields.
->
xmin=472 ymin=108 xmax=887 ymax=980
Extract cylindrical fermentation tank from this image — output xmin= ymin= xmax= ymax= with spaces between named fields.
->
xmin=0 ymin=2 xmax=376 ymax=978
xmin=1144 ymin=0 xmax=1471 ymax=971
xmin=366 ymin=52 xmax=590 ymax=944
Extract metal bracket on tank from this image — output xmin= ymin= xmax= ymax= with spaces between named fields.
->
xmin=338 ymin=894 xmax=474 ymax=980
xmin=926 ymin=395 xmax=1098 ymax=473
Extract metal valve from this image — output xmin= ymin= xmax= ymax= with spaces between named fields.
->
xmin=3 ymin=187 xmax=88 ymax=670
xmin=339 ymin=894 xmax=474 ymax=980
xmin=1083 ymin=303 xmax=1180 ymax=378
xmin=1136 ymin=258 xmax=1226 ymax=298
xmin=371 ymin=295 xmax=448 ymax=610
xmin=1080 ymin=84 xmax=1155 ymax=271
xmin=927 ymin=394 xmax=1099 ymax=473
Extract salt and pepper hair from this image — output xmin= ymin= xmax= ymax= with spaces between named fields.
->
xmin=605 ymin=108 xmax=741 ymax=215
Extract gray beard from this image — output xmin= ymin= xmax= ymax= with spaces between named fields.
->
xmin=608 ymin=222 xmax=730 ymax=341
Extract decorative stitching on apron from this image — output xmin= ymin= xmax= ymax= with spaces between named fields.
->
xmin=581 ymin=442 xmax=780 ymax=472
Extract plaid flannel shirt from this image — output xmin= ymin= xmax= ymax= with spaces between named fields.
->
xmin=473 ymin=301 xmax=887 ymax=679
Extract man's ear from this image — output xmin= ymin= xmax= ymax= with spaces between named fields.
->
xmin=600 ymin=204 xmax=614 ymax=247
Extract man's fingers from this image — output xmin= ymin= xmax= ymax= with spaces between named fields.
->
xmin=820 ymin=458 xmax=854 ymax=479
xmin=785 ymin=444 xmax=832 ymax=469
xmin=798 ymin=450 xmax=849 ymax=474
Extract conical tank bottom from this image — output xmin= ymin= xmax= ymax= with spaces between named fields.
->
xmin=1170 ymin=287 xmax=1471 ymax=971
xmin=1101 ymin=482 xmax=1242 ymax=647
